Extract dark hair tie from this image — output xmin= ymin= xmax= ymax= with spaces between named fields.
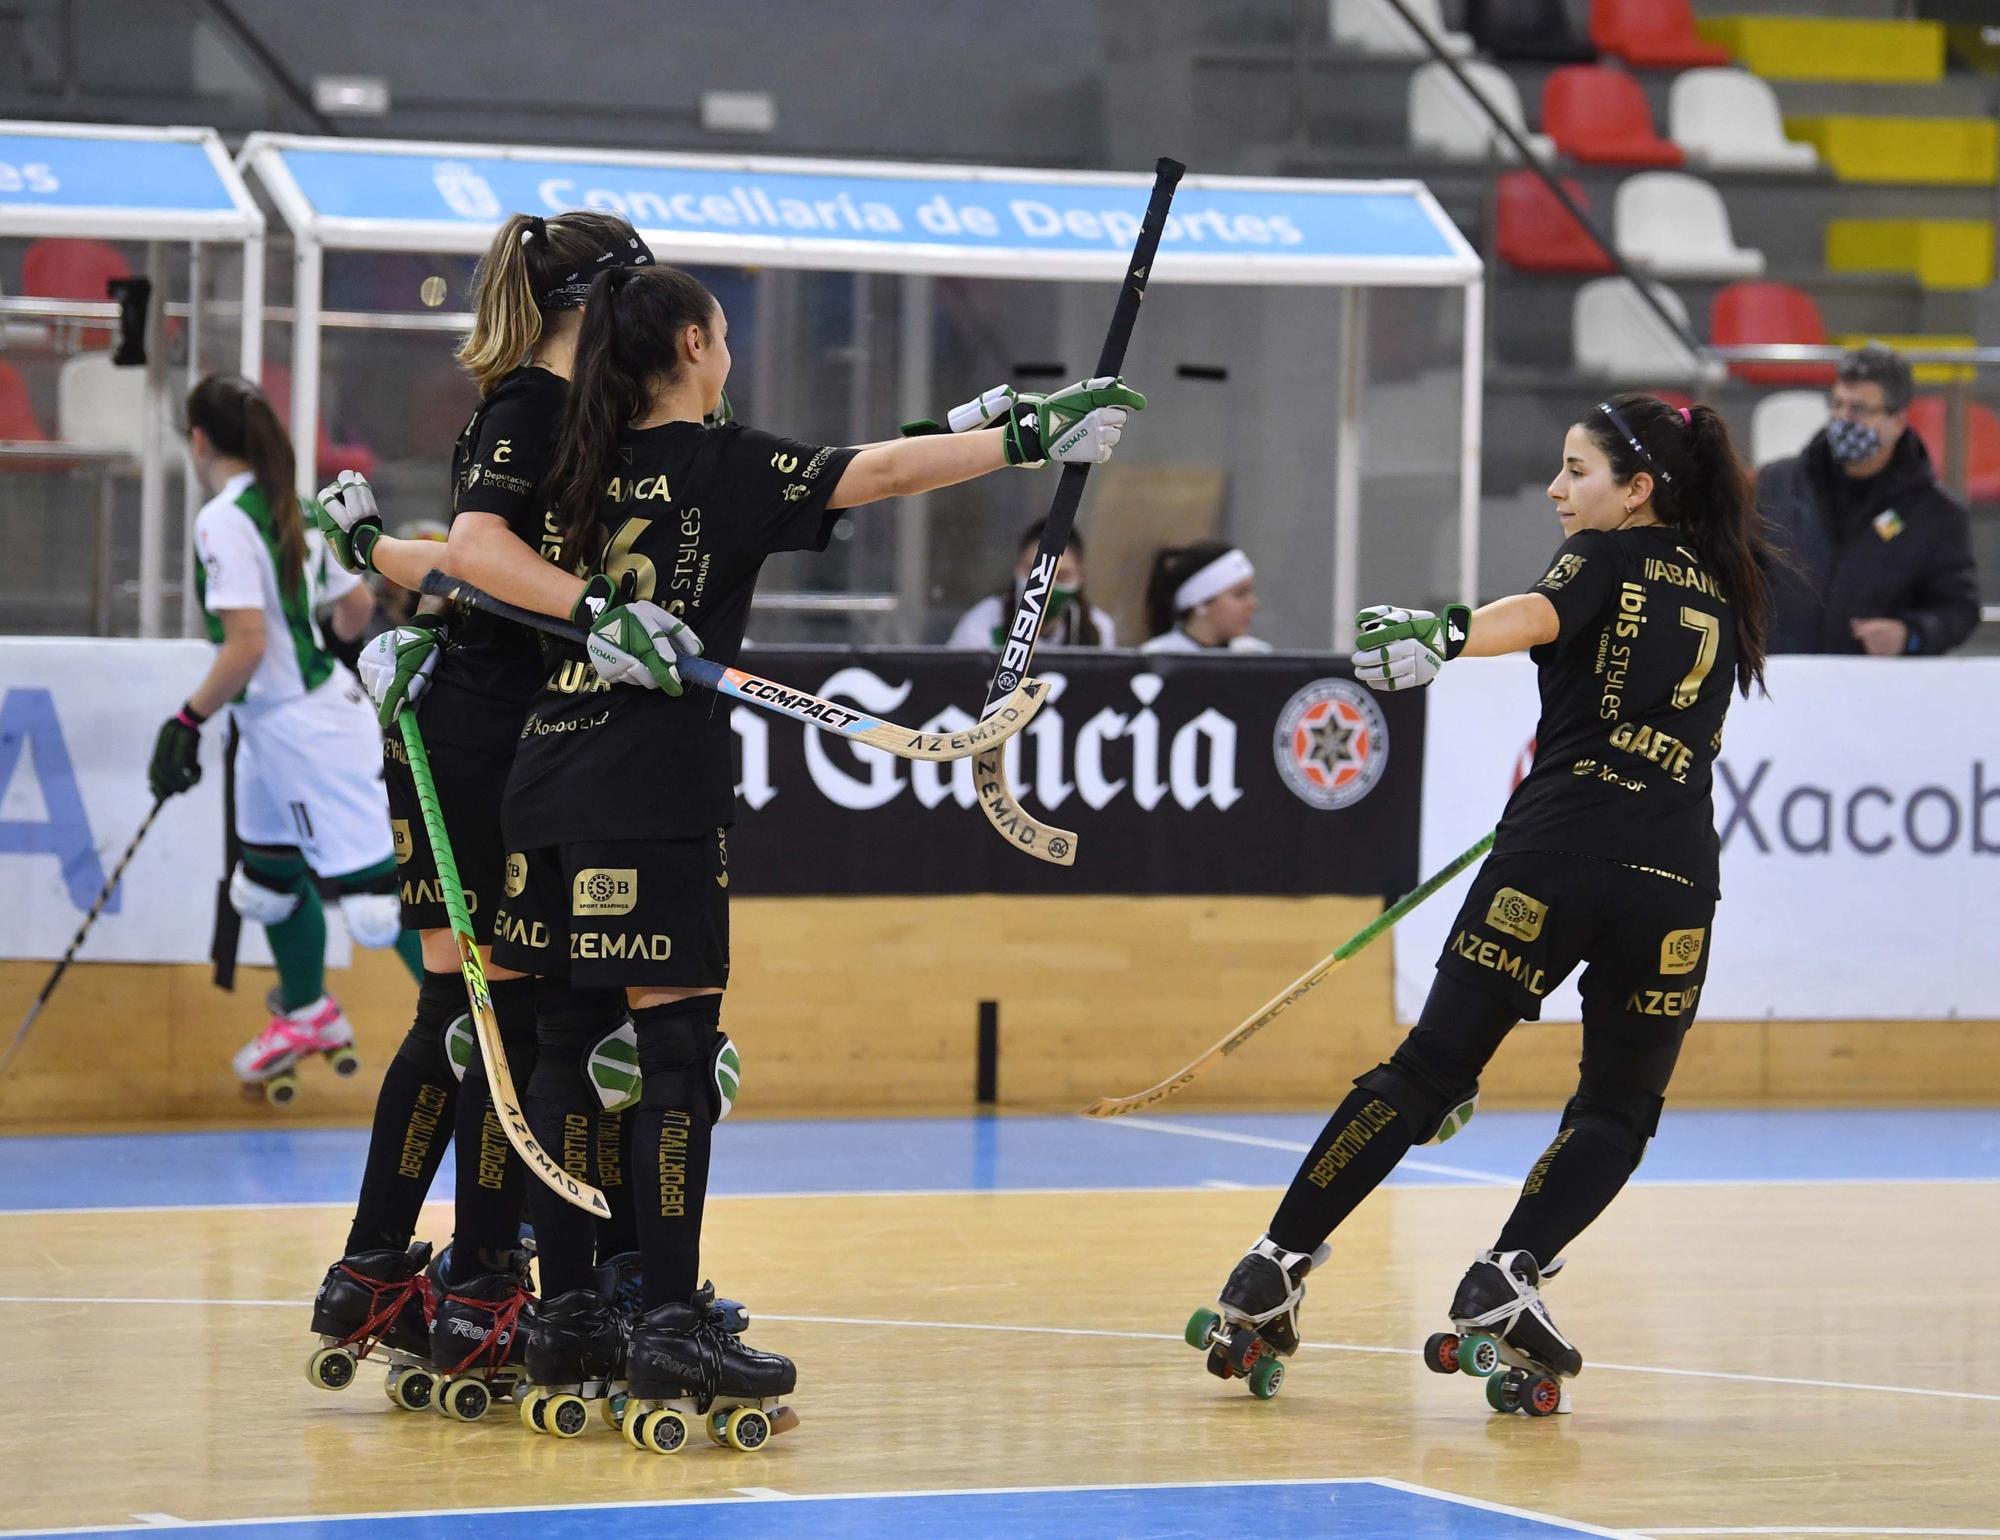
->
xmin=1596 ymin=400 xmax=1672 ymax=484
xmin=521 ymin=214 xmax=547 ymax=246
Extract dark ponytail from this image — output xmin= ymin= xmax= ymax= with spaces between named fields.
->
xmin=1584 ymin=392 xmax=1772 ymax=696
xmin=1144 ymin=539 xmax=1235 ymax=640
xmin=186 ymin=373 xmax=306 ymax=601
xmin=457 ymin=209 xmax=650 ymax=396
xmin=545 ymin=264 xmax=718 ymax=572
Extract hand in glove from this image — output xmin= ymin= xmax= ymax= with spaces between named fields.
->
xmin=1350 ymin=603 xmax=1472 ymax=692
xmin=313 ymin=469 xmax=384 ymax=574
xmin=357 ymin=613 xmax=449 ymax=727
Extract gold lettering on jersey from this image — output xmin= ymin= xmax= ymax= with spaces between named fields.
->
xmin=504 ymin=853 xmax=528 ymax=899
xmin=1615 ymin=580 xmax=1648 ymax=638
xmin=769 ymin=452 xmax=799 ymax=474
xmin=401 ymin=877 xmax=478 ymax=914
xmin=604 ymin=474 xmax=673 ymax=503
xmin=570 ymin=931 xmax=674 ymax=962
xmin=1449 ymin=930 xmax=1548 ymax=996
xmin=524 ymin=705 xmax=612 ymax=732
xmin=476 ymin=1105 xmax=509 ymax=1191
xmin=1603 ymin=581 xmax=1651 ymax=720
xmin=385 ymin=737 xmax=410 ymax=766
xmin=1643 ymin=556 xmax=1723 ymax=602
xmin=1572 ymin=757 xmax=1646 ymax=793
xmin=539 ymin=508 xmax=563 ymax=565
xmin=1304 ymin=1098 xmax=1398 ymax=1188
xmin=494 ymin=913 xmax=550 ymax=950
xmin=669 ymin=506 xmax=709 ymax=610
xmin=1659 ymin=927 xmax=1706 ymax=976
xmin=1484 ymin=886 xmax=1547 ymax=943
xmin=392 ymin=819 xmax=413 ymax=864
xmin=658 ymin=1110 xmax=690 ymax=1217
xmin=561 ymin=1111 xmax=592 ymax=1181
xmin=398 ymin=1083 xmax=450 ymax=1179
xmin=1538 ymin=552 xmax=1586 ymax=592
xmin=802 ymin=446 xmax=835 ymax=482
xmin=1625 ymin=985 xmax=1701 ymax=1018
xmin=493 ymin=439 xmax=512 ymax=463
xmin=1608 ymin=722 xmax=1694 ymax=783
xmin=544 ymin=658 xmax=612 ymax=697
xmin=573 ymin=867 xmax=638 ymax=917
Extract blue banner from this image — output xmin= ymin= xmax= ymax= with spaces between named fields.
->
xmin=279 ymin=149 xmax=1460 ymax=261
xmin=0 ymin=133 xmax=238 ymax=213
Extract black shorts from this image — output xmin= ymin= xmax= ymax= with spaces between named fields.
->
xmin=1435 ymin=849 xmax=1716 ymax=1032
xmin=384 ymin=733 xmax=511 ymax=946
xmin=489 ymin=829 xmax=731 ymax=990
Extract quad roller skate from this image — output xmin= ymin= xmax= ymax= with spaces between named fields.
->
xmin=304 ymin=1241 xmax=439 ymax=1410
xmin=1185 ymin=1236 xmax=1331 ymax=1399
xmin=622 ymin=1299 xmax=798 ymax=1454
xmin=1422 ymin=1250 xmax=1579 ymax=1417
xmin=234 ymin=992 xmax=360 ymax=1106
xmin=425 ymin=1246 xmax=534 ymax=1421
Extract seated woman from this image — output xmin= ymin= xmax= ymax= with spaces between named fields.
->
xmin=1141 ymin=541 xmax=1270 ymax=653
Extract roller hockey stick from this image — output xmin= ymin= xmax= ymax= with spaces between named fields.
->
xmin=1 ymin=797 xmax=167 ymax=1076
xmin=1081 ymin=831 xmax=1497 ymax=1117
xmin=418 ymin=570 xmax=1048 ymax=762
xmin=974 ymin=155 xmax=1184 ymax=867
xmin=397 ymin=710 xmax=610 ymax=1218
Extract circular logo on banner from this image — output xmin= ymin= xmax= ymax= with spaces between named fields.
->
xmin=1273 ymin=679 xmax=1389 ymax=810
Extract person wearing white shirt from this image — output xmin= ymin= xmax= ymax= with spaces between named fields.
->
xmin=947 ymin=517 xmax=1117 ymax=649
xmin=1141 ymin=541 xmax=1271 ymax=653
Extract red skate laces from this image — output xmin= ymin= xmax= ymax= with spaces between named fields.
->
xmin=333 ymin=1263 xmax=435 ymax=1355
xmin=435 ymin=1285 xmax=528 ymax=1378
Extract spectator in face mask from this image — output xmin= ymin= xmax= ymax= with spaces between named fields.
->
xmin=946 ymin=517 xmax=1116 ymax=649
xmin=1756 ymin=343 xmax=1980 ymax=655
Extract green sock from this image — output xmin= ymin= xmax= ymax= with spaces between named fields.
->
xmin=393 ymin=928 xmax=424 ymax=982
xmin=243 ymin=849 xmax=325 ymax=1012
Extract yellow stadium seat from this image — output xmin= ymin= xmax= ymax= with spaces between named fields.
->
xmin=1786 ymin=116 xmax=1998 ymax=185
xmin=1825 ymin=219 xmax=1993 ymax=291
xmin=1698 ymin=16 xmax=1944 ymax=82
xmin=1831 ymin=334 xmax=1979 ymax=386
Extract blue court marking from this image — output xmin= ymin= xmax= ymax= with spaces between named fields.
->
xmin=0 ymin=1478 xmax=1634 ymax=1540
xmin=1 ymin=1109 xmax=1995 ymax=1214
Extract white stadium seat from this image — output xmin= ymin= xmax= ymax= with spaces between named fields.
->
xmin=1331 ymin=0 xmax=1473 ymax=58
xmin=1669 ymin=69 xmax=1820 ymax=174
xmin=1408 ymin=60 xmax=1557 ymax=163
xmin=57 ymin=352 xmax=146 ymax=453
xmin=1750 ymin=389 xmax=1829 ymax=468
xmin=1614 ymin=171 xmax=1767 ymax=281
xmin=1571 ymin=277 xmax=1722 ymax=383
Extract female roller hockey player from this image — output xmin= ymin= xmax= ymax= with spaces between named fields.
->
xmin=149 ymin=375 xmax=422 ymax=1107
xmin=493 ymin=262 xmax=1143 ymax=1451
xmin=303 ymin=210 xmax=666 ymax=1418
xmin=1189 ymin=395 xmax=1772 ymax=1417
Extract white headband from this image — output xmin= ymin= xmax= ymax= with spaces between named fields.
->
xmin=1174 ymin=548 xmax=1254 ymax=613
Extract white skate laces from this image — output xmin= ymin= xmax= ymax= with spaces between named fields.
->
xmin=1458 ymin=1250 xmax=1563 ymax=1340
xmin=1237 ymin=1236 xmax=1331 ymax=1325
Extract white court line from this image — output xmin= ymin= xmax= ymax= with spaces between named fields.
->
xmin=728 ymin=1488 xmax=789 ymax=1500
xmin=127 ymin=1519 xmax=186 ymax=1529
xmin=1372 ymin=1477 xmax=1647 ymax=1539
xmin=1641 ymin=1530 xmax=2000 ymax=1537
xmin=4 ymin=1293 xmax=1996 ymax=1407
xmin=1093 ymin=1111 xmax=1534 ymax=1185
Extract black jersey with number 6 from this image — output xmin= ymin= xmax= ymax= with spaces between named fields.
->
xmin=502 ymin=421 xmax=857 ymax=848
xmin=1493 ymin=525 xmax=1739 ymax=894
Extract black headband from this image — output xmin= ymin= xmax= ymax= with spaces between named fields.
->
xmin=1595 ymin=400 xmax=1672 ymax=484
xmin=536 ymin=230 xmax=657 ymax=311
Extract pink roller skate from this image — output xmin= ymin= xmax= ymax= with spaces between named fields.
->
xmin=234 ymin=994 xmax=360 ymax=1106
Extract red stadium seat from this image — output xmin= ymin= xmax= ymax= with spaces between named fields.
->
xmin=20 ymin=238 xmax=133 ymax=349
xmin=1710 ymin=282 xmax=1837 ymax=387
xmin=1542 ymin=66 xmax=1686 ymax=167
xmin=1906 ymin=396 xmax=2000 ymax=502
xmin=1590 ymin=0 xmax=1730 ymax=69
xmin=1495 ymin=171 xmax=1616 ymax=274
xmin=0 ymin=359 xmax=49 ymax=441
xmin=260 ymin=364 xmax=379 ymax=482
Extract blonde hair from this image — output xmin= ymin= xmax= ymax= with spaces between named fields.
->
xmin=455 ymin=210 xmax=644 ymax=396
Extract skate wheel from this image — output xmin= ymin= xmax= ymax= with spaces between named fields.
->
xmin=544 ymin=1393 xmax=588 ymax=1439
xmin=1486 ymin=1369 xmax=1525 ymax=1414
xmin=1458 ymin=1332 xmax=1502 ymax=1377
xmin=1423 ymin=1332 xmax=1461 ymax=1375
xmin=626 ymin=1407 xmax=653 ymax=1450
xmin=723 ymin=1406 xmax=771 ymax=1452
xmin=305 ymin=1345 xmax=356 ymax=1391
xmin=387 ymin=1367 xmax=435 ymax=1412
xmin=1184 ymin=1307 xmax=1221 ymax=1350
xmin=1223 ymin=1330 xmax=1265 ymax=1375
xmin=327 ymin=1047 xmax=361 ymax=1077
xmin=519 ymin=1388 xmax=550 ymax=1433
xmin=441 ymin=1377 xmax=490 ymax=1422
xmin=706 ymin=1411 xmax=731 ymax=1446
xmin=1246 ymin=1356 xmax=1285 ymax=1400
xmin=1204 ymin=1345 xmax=1235 ymax=1381
xmin=640 ymin=1408 xmax=688 ymax=1454
xmin=265 ymin=1073 xmax=299 ymax=1107
xmin=600 ymin=1391 xmax=628 ymax=1431
xmin=1522 ymin=1374 xmax=1563 ymax=1418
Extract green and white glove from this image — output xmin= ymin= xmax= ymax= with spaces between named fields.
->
xmin=357 ymin=614 xmax=448 ymax=727
xmin=1351 ymin=603 xmax=1472 ymax=693
xmin=313 ymin=469 xmax=384 ymax=574
xmin=1002 ymin=377 xmax=1145 ymax=466
xmin=576 ymin=570 xmax=704 ymax=694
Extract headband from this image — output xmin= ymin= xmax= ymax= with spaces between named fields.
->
xmin=1595 ymin=400 xmax=1672 ymax=484
xmin=1174 ymin=548 xmax=1255 ymax=613
xmin=536 ymin=230 xmax=658 ymax=311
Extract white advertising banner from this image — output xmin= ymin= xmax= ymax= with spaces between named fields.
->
xmin=0 ymin=639 xmax=352 ymax=966
xmin=1399 ymin=655 xmax=2000 ymax=1023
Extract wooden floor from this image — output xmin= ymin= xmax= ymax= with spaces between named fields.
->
xmin=1 ymin=1112 xmax=1996 ymax=1540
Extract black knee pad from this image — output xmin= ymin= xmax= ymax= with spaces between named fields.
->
xmin=393 ymin=971 xmax=469 ymax=1081
xmin=1354 ymin=1056 xmax=1454 ymax=1142
xmin=635 ymin=996 xmax=733 ymax=1123
xmin=526 ymin=981 xmax=625 ymax=1110
xmin=1558 ymin=1085 xmax=1664 ymax=1171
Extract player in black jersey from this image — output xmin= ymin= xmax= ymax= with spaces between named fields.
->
xmin=492 ymin=262 xmax=1143 ymax=1448
xmin=303 ymin=210 xmax=657 ymax=1411
xmin=1188 ymin=394 xmax=1774 ymax=1415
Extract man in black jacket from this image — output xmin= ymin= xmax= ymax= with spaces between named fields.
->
xmin=1756 ymin=344 xmax=1981 ymax=655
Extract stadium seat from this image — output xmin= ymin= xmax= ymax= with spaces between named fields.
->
xmin=1668 ymin=70 xmax=1819 ymax=174
xmin=1591 ymin=0 xmax=1729 ymax=69
xmin=1696 ymin=15 xmax=1944 ymax=84
xmin=0 ymin=359 xmax=50 ymax=443
xmin=1542 ymin=66 xmax=1684 ymax=167
xmin=1494 ymin=171 xmax=1615 ymax=275
xmin=1463 ymin=0 xmax=1595 ymax=63
xmin=20 ymin=238 xmax=133 ymax=350
xmin=1826 ymin=219 xmax=1993 ymax=292
xmin=260 ymin=364 xmax=379 ymax=481
xmin=1571 ymin=277 xmax=1717 ymax=383
xmin=1784 ymin=116 xmax=1997 ymax=186
xmin=57 ymin=353 xmax=146 ymax=452
xmin=1906 ymin=397 xmax=2000 ymax=502
xmin=1711 ymin=283 xmax=1834 ymax=387
xmin=1749 ymin=390 xmax=1828 ymax=468
xmin=1330 ymin=0 xmax=1473 ymax=58
xmin=1614 ymin=172 xmax=1765 ymax=281
xmin=1407 ymin=61 xmax=1556 ymax=163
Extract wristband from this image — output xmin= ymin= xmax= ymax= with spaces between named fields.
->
xmin=176 ymin=703 xmax=207 ymax=730
xmin=352 ymin=523 xmax=382 ymax=573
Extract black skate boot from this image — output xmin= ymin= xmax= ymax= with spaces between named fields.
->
xmin=1184 ymin=1235 xmax=1331 ymax=1399
xmin=1422 ymin=1249 xmax=1579 ymax=1416
xmin=305 ymin=1241 xmax=438 ymax=1410
xmin=622 ymin=1299 xmax=799 ymax=1454
xmin=426 ymin=1245 xmax=534 ymax=1422
xmin=518 ymin=1288 xmax=629 ymax=1438
xmin=595 ymin=1251 xmax=750 ymax=1335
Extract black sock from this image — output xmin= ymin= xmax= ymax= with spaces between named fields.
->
xmin=631 ymin=997 xmax=719 ymax=1312
xmin=1266 ymin=1085 xmax=1419 ymax=1256
xmin=343 ymin=971 xmax=463 ymax=1256
xmin=445 ymin=976 xmax=539 ymax=1275
xmin=1494 ymin=1123 xmax=1635 ymax=1265
xmin=595 ymin=1109 xmax=637 ymax=1262
xmin=522 ymin=981 xmax=624 ymax=1299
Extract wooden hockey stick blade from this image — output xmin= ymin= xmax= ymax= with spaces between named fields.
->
xmin=1081 ymin=830 xmax=1497 ymax=1117
xmin=973 ymin=742 xmax=1078 ymax=867
xmin=417 ymin=570 xmax=1045 ymax=763
xmin=398 ymin=712 xmax=609 ymax=1218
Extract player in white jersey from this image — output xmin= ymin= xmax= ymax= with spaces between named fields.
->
xmin=148 ymin=374 xmax=421 ymax=1102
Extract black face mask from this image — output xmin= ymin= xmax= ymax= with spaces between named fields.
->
xmin=537 ymin=231 xmax=657 ymax=311
xmin=1827 ymin=416 xmax=1883 ymax=466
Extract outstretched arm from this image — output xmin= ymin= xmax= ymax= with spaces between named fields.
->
xmin=1459 ymin=592 xmax=1559 ymax=657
